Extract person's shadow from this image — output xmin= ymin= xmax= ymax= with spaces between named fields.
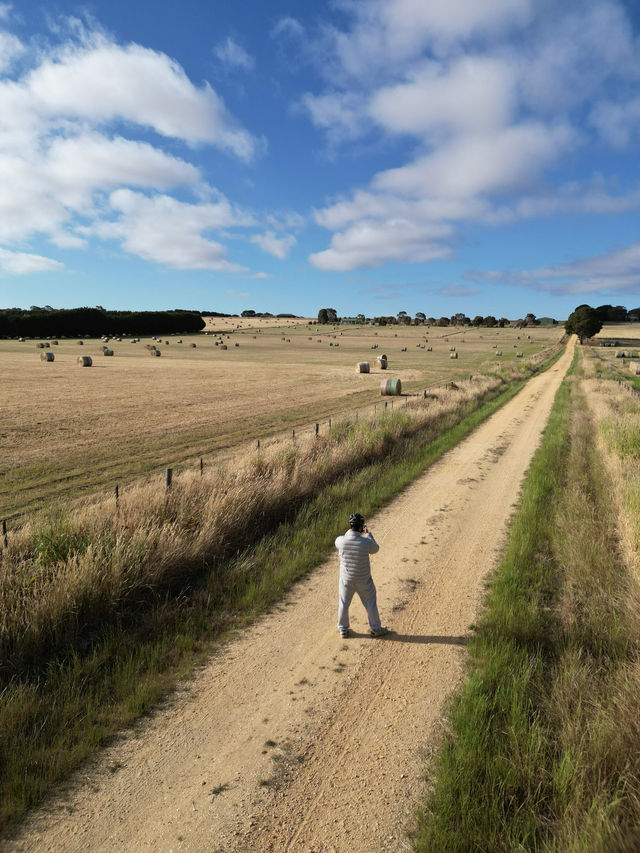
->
xmin=348 ymin=632 xmax=468 ymax=646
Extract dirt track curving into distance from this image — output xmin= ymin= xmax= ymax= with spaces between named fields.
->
xmin=7 ymin=339 xmax=575 ymax=853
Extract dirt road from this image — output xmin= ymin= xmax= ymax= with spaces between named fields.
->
xmin=8 ymin=340 xmax=574 ymax=853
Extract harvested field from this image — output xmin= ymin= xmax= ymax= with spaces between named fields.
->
xmin=2 ymin=322 xmax=562 ymax=518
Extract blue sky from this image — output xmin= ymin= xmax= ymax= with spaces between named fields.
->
xmin=2 ymin=0 xmax=640 ymax=320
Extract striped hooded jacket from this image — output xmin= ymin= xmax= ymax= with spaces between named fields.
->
xmin=335 ymin=529 xmax=380 ymax=582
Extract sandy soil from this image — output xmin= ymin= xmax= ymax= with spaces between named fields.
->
xmin=7 ymin=339 xmax=574 ymax=853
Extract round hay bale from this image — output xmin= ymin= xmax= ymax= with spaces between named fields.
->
xmin=401 ymin=346 xmax=407 ymax=351
xmin=40 ymin=350 xmax=55 ymax=362
xmin=77 ymin=340 xmax=84 ymax=345
xmin=380 ymin=377 xmax=402 ymax=395
xmin=496 ymin=350 xmax=503 ymax=356
xmin=234 ymin=342 xmax=239 ymax=347
xmin=427 ymin=346 xmax=432 ymax=351
xmin=450 ymin=351 xmax=458 ymax=359
xmin=77 ymin=355 xmax=92 ymax=366
xmin=36 ymin=342 xmax=45 ymax=348
xmin=151 ymin=349 xmax=161 ymax=357
xmin=376 ymin=356 xmax=388 ymax=369
xmin=516 ymin=352 xmax=523 ymax=358
xmin=191 ymin=343 xmax=197 ymax=348
xmin=356 ymin=361 xmax=370 ymax=373
xmin=19 ymin=337 xmax=25 ymax=342
xmin=221 ymin=344 xmax=228 ymax=350
xmin=177 ymin=338 xmax=182 ymax=343
xmin=103 ymin=348 xmax=114 ymax=356
xmin=450 ymin=346 xmax=455 ymax=351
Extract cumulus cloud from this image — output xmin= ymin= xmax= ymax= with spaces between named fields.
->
xmin=0 ymin=248 xmax=64 ymax=274
xmin=310 ymin=219 xmax=452 ymax=271
xmin=251 ymin=230 xmax=296 ymax=259
xmin=92 ymin=189 xmax=253 ymax=271
xmin=0 ymin=20 xmax=273 ymax=275
xmin=214 ymin=36 xmax=255 ymax=71
xmin=373 ymin=123 xmax=574 ymax=199
xmin=304 ymin=0 xmax=640 ymax=272
xmin=369 ymin=56 xmax=514 ymax=137
xmin=24 ymin=37 xmax=258 ymax=158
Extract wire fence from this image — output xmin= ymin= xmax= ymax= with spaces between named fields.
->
xmin=1 ymin=379 xmax=472 ymax=554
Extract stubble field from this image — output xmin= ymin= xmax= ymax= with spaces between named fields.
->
xmin=3 ymin=320 xmax=562 ymax=519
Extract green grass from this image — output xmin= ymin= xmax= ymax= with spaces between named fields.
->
xmin=413 ymin=350 xmax=640 ymax=852
xmin=0 ymin=351 xmax=562 ymax=836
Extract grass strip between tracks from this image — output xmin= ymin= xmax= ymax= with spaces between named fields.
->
xmin=413 ymin=348 xmax=640 ymax=851
xmin=0 ymin=353 xmax=562 ymax=836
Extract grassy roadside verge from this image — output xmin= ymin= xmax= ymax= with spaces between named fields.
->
xmin=0 ymin=350 xmax=562 ymax=835
xmin=413 ymin=349 xmax=640 ymax=851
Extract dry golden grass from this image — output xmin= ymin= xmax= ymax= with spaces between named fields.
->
xmin=2 ymin=322 xmax=562 ymax=518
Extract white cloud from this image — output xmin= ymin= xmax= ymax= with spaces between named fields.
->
xmin=0 ymin=247 xmax=64 ymax=274
xmin=271 ymin=17 xmax=305 ymax=40
xmin=373 ymin=122 xmax=574 ymax=199
xmin=0 ymin=30 xmax=23 ymax=71
xmin=93 ymin=189 xmax=252 ymax=271
xmin=0 ymin=21 xmax=272 ymax=276
xmin=43 ymin=133 xmax=200 ymax=208
xmin=300 ymin=90 xmax=369 ymax=143
xmin=214 ymin=36 xmax=255 ymax=71
xmin=250 ymin=230 xmax=296 ymax=259
xmin=369 ymin=56 xmax=514 ymax=137
xmin=310 ymin=218 xmax=452 ymax=271
xmin=302 ymin=0 xmax=640 ymax=273
xmin=328 ymin=0 xmax=533 ymax=83
xmin=25 ymin=36 xmax=258 ymax=159
xmin=474 ymin=242 xmax=640 ymax=296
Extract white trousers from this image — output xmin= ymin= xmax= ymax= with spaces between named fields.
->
xmin=337 ymin=575 xmax=381 ymax=631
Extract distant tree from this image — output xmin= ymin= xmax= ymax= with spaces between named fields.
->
xmin=426 ymin=317 xmax=436 ymax=325
xmin=565 ymin=305 xmax=603 ymax=343
xmin=498 ymin=317 xmax=509 ymax=327
xmin=357 ymin=313 xmax=365 ymax=323
xmin=524 ymin=312 xmax=539 ymax=326
xmin=241 ymin=309 xmax=256 ymax=317
xmin=595 ymin=304 xmax=628 ymax=322
xmin=472 ymin=315 xmax=484 ymax=326
xmin=451 ymin=312 xmax=469 ymax=326
xmin=415 ymin=311 xmax=426 ymax=324
xmin=317 ymin=308 xmax=329 ymax=324
xmin=326 ymin=308 xmax=338 ymax=322
xmin=437 ymin=316 xmax=450 ymax=326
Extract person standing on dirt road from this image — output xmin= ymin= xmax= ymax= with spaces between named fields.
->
xmin=335 ymin=513 xmax=389 ymax=639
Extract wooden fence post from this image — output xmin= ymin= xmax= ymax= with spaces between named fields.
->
xmin=2 ymin=519 xmax=7 ymax=549
xmin=165 ymin=467 xmax=173 ymax=490
xmin=315 ymin=423 xmax=319 ymax=437
xmin=115 ymin=484 xmax=119 ymax=505
xmin=200 ymin=457 xmax=204 ymax=476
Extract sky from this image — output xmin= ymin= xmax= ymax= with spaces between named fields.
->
xmin=2 ymin=1 xmax=640 ymax=320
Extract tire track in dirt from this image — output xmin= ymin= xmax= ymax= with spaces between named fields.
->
xmin=7 ymin=341 xmax=574 ymax=853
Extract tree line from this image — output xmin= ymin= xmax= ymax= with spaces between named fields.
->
xmin=317 ymin=308 xmax=544 ymax=327
xmin=0 ymin=307 xmax=205 ymax=338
